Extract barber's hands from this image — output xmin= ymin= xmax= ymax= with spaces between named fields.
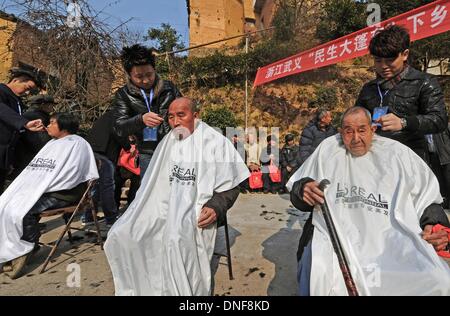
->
xmin=422 ymin=225 xmax=449 ymax=252
xmin=375 ymin=114 xmax=402 ymax=132
xmin=142 ymin=112 xmax=164 ymax=128
xmin=198 ymin=207 xmax=217 ymax=228
xmin=302 ymin=181 xmax=325 ymax=206
xmin=25 ymin=119 xmax=44 ymax=132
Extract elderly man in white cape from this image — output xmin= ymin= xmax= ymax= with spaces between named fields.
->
xmin=105 ymin=97 xmax=249 ymax=296
xmin=287 ymin=106 xmax=450 ymax=296
xmin=0 ymin=112 xmax=98 ymax=279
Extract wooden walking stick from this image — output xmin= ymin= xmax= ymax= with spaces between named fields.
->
xmin=318 ymin=179 xmax=359 ymax=296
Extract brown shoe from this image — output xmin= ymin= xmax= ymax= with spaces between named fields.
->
xmin=7 ymin=252 xmax=31 ymax=279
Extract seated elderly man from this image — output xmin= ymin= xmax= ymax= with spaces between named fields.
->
xmin=105 ymin=97 xmax=249 ymax=296
xmin=288 ymin=106 xmax=450 ymax=296
xmin=0 ymin=112 xmax=98 ymax=279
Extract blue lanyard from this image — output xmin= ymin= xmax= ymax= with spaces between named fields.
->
xmin=140 ymin=89 xmax=154 ymax=112
xmin=377 ymin=84 xmax=389 ymax=107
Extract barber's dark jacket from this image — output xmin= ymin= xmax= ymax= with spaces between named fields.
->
xmin=112 ymin=75 xmax=181 ymax=156
xmin=355 ymin=66 xmax=447 ymax=159
xmin=0 ymin=84 xmax=28 ymax=169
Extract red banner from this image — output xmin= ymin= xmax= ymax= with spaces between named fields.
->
xmin=253 ymin=0 xmax=450 ymax=87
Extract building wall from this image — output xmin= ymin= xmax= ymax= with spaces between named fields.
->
xmin=224 ymin=0 xmax=245 ymax=46
xmin=0 ymin=16 xmax=17 ymax=82
xmin=255 ymin=0 xmax=276 ymax=31
xmin=188 ymin=0 xmax=255 ymax=55
xmin=189 ymin=0 xmax=227 ymax=49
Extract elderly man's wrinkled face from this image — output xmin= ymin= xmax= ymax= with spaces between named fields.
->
xmin=340 ymin=111 xmax=376 ymax=157
xmin=168 ymin=99 xmax=198 ymax=140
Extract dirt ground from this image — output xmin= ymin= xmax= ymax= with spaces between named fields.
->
xmin=0 ymin=195 xmax=449 ymax=296
xmin=0 ymin=193 xmax=305 ymax=296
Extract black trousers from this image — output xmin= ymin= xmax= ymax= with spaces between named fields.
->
xmin=281 ymin=167 xmax=295 ymax=192
xmin=429 ymin=152 xmax=450 ymax=206
xmin=0 ymin=169 xmax=7 ymax=195
xmin=22 ymin=195 xmax=71 ymax=244
xmin=262 ymin=172 xmax=281 ymax=193
xmin=114 ymin=167 xmax=140 ymax=206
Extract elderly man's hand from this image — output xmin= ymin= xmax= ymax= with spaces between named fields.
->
xmin=142 ymin=112 xmax=164 ymax=128
xmin=302 ymin=181 xmax=325 ymax=206
xmin=198 ymin=207 xmax=217 ymax=228
xmin=25 ymin=119 xmax=44 ymax=132
xmin=375 ymin=113 xmax=402 ymax=132
xmin=422 ymin=225 xmax=449 ymax=252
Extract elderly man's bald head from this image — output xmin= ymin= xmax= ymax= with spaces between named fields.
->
xmin=169 ymin=97 xmax=199 ymax=113
xmin=168 ymin=97 xmax=199 ymax=139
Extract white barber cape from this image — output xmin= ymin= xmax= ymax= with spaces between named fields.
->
xmin=105 ymin=121 xmax=249 ymax=296
xmin=0 ymin=135 xmax=98 ymax=263
xmin=287 ymin=135 xmax=450 ymax=296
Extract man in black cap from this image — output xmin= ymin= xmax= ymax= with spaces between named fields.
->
xmin=280 ymin=133 xmax=299 ymax=194
xmin=12 ymin=95 xmax=55 ymax=176
xmin=0 ymin=67 xmax=45 ymax=193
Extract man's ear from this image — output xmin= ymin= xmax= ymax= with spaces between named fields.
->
xmin=338 ymin=127 xmax=342 ymax=133
xmin=401 ymin=49 xmax=409 ymax=62
xmin=371 ymin=124 xmax=378 ymax=133
xmin=193 ymin=111 xmax=199 ymax=118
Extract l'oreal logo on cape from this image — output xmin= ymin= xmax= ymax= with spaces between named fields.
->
xmin=335 ymin=182 xmax=389 ymax=211
xmin=169 ymin=165 xmax=196 ymax=186
xmin=27 ymin=157 xmax=57 ymax=172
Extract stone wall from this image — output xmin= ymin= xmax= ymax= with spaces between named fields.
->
xmin=0 ymin=14 xmax=17 ymax=82
xmin=188 ymin=0 xmax=274 ymax=56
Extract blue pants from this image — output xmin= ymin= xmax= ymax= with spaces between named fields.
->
xmin=139 ymin=153 xmax=153 ymax=180
xmin=84 ymin=153 xmax=118 ymax=223
xmin=297 ymin=240 xmax=312 ymax=296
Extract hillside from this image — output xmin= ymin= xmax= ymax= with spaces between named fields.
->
xmin=183 ymin=60 xmax=375 ymax=141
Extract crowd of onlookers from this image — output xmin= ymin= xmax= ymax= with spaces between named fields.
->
xmin=231 ymin=109 xmax=337 ymax=195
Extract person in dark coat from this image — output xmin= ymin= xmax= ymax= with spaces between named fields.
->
xmin=427 ymin=124 xmax=450 ymax=209
xmin=232 ymin=134 xmax=249 ymax=193
xmin=280 ymin=133 xmax=299 ymax=194
xmin=12 ymin=95 xmax=54 ymax=176
xmin=297 ymin=110 xmax=337 ymax=167
xmin=112 ymin=44 xmax=182 ymax=178
xmin=0 ymin=68 xmax=46 ymax=194
xmin=83 ymin=110 xmax=132 ymax=226
xmin=355 ymin=25 xmax=448 ymax=162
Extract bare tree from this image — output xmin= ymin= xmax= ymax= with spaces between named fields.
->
xmin=1 ymin=0 xmax=135 ymax=124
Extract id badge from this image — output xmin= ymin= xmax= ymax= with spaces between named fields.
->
xmin=372 ymin=106 xmax=388 ymax=126
xmin=143 ymin=127 xmax=158 ymax=141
